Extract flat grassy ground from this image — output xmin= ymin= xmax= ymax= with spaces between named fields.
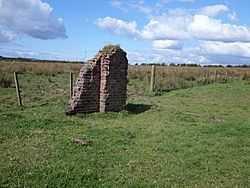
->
xmin=0 ymin=73 xmax=250 ymax=187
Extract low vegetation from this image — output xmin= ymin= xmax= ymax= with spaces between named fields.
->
xmin=101 ymin=44 xmax=121 ymax=54
xmin=0 ymin=60 xmax=250 ymax=187
xmin=0 ymin=61 xmax=82 ymax=88
xmin=128 ymin=65 xmax=250 ymax=97
xmin=1 ymin=60 xmax=249 ymax=93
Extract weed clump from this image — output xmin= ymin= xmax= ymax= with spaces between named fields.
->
xmin=101 ymin=44 xmax=120 ymax=55
xmin=0 ymin=74 xmax=12 ymax=88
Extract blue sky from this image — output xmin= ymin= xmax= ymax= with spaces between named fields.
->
xmin=0 ymin=0 xmax=250 ymax=65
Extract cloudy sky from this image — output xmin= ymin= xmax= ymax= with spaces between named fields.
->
xmin=0 ymin=0 xmax=250 ymax=65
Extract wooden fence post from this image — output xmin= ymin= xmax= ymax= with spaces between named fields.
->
xmin=70 ymin=72 xmax=73 ymax=98
xmin=214 ymin=70 xmax=217 ymax=83
xmin=14 ymin=72 xmax=22 ymax=106
xmin=203 ymin=70 xmax=208 ymax=83
xmin=225 ymin=69 xmax=228 ymax=80
xmin=150 ymin=65 xmax=156 ymax=92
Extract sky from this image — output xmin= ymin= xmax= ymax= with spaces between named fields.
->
xmin=0 ymin=0 xmax=250 ymax=65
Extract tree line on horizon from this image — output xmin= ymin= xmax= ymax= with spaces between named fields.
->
xmin=1 ymin=55 xmax=249 ymax=68
xmin=136 ymin=62 xmax=250 ymax=68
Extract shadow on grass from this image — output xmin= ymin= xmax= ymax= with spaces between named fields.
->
xmin=0 ymin=113 xmax=24 ymax=121
xmin=66 ymin=103 xmax=152 ymax=117
xmin=125 ymin=103 xmax=151 ymax=114
xmin=26 ymin=102 xmax=49 ymax=108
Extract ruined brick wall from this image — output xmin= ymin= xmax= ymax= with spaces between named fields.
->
xmin=66 ymin=47 xmax=128 ymax=114
xmin=100 ymin=49 xmax=128 ymax=112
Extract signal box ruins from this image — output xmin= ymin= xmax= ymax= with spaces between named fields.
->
xmin=66 ymin=46 xmax=128 ymax=115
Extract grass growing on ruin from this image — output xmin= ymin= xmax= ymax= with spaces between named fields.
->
xmin=0 ymin=70 xmax=250 ymax=187
xmin=101 ymin=44 xmax=121 ymax=54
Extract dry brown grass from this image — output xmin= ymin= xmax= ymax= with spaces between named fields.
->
xmin=0 ymin=61 xmax=249 ymax=93
xmin=128 ymin=65 xmax=250 ymax=93
xmin=0 ymin=61 xmax=83 ymax=88
xmin=0 ymin=61 xmax=82 ymax=75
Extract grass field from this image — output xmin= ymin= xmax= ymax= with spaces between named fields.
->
xmin=0 ymin=62 xmax=250 ymax=187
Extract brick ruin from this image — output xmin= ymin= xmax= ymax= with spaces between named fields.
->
xmin=66 ymin=47 xmax=128 ymax=115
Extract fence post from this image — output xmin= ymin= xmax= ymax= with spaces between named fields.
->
xmin=203 ymin=70 xmax=208 ymax=83
xmin=150 ymin=65 xmax=156 ymax=92
xmin=225 ymin=69 xmax=228 ymax=80
xmin=70 ymin=72 xmax=73 ymax=98
xmin=14 ymin=72 xmax=22 ymax=106
xmin=214 ymin=70 xmax=217 ymax=83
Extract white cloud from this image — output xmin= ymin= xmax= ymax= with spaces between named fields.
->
xmin=95 ymin=13 xmax=192 ymax=49
xmin=96 ymin=6 xmax=250 ymax=44
xmin=109 ymin=1 xmax=129 ymax=13
xmin=127 ymin=48 xmax=208 ymax=65
xmin=127 ymin=45 xmax=250 ymax=65
xmin=95 ymin=17 xmax=141 ymax=39
xmin=155 ymin=0 xmax=194 ymax=8
xmin=137 ymin=6 xmax=152 ymax=14
xmin=128 ymin=1 xmax=152 ymax=14
xmin=152 ymin=40 xmax=184 ymax=49
xmin=96 ymin=3 xmax=250 ymax=63
xmin=141 ymin=15 xmax=192 ymax=40
xmin=200 ymin=41 xmax=250 ymax=58
xmin=0 ymin=27 xmax=16 ymax=43
xmin=0 ymin=48 xmax=82 ymax=61
xmin=188 ymin=15 xmax=250 ymax=42
xmin=168 ymin=8 xmax=191 ymax=16
xmin=159 ymin=0 xmax=194 ymax=3
xmin=0 ymin=0 xmax=67 ymax=42
xmin=227 ymin=12 xmax=238 ymax=21
xmin=109 ymin=0 xmax=152 ymax=14
xmin=198 ymin=4 xmax=229 ymax=17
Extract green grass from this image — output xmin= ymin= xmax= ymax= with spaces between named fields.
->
xmin=0 ymin=73 xmax=250 ymax=187
xmin=101 ymin=44 xmax=121 ymax=54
